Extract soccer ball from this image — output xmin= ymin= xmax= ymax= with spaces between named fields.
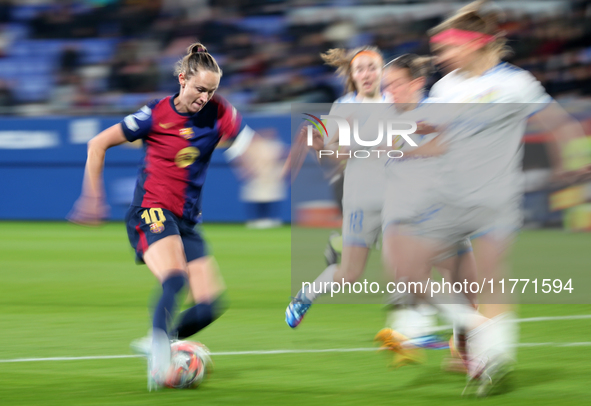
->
xmin=165 ymin=341 xmax=212 ymax=389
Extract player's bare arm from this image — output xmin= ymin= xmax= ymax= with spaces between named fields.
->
xmin=68 ymin=124 xmax=128 ymax=225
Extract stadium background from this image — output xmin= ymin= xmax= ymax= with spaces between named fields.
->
xmin=1 ymin=1 xmax=590 ymax=405
xmin=0 ymin=0 xmax=590 ymax=225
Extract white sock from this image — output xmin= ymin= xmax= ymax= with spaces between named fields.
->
xmin=302 ymin=264 xmax=338 ymax=302
xmin=150 ymin=328 xmax=171 ymax=384
xmin=467 ymin=311 xmax=518 ymax=377
xmin=432 ymin=299 xmax=488 ymax=332
xmin=425 ymin=295 xmax=488 ymax=331
xmin=390 ymin=306 xmax=437 ymax=339
xmin=491 ymin=312 xmax=519 ymax=361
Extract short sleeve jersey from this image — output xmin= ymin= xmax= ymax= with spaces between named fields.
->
xmin=428 ymin=62 xmax=553 ymax=207
xmin=120 ymin=94 xmax=245 ymax=223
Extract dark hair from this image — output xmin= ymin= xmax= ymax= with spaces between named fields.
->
xmin=321 ymin=46 xmax=383 ymax=94
xmin=384 ymin=54 xmax=434 ymax=80
xmin=428 ymin=0 xmax=510 ymax=58
xmin=174 ymin=42 xmax=223 ymax=79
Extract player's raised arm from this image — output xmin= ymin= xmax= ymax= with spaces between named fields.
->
xmin=68 ymin=123 xmax=129 ymax=226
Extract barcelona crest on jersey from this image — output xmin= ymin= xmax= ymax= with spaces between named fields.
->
xmin=180 ymin=127 xmax=194 ymax=140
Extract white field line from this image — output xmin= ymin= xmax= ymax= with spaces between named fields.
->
xmin=0 ymin=314 xmax=589 ymax=364
xmin=2 ymin=342 xmax=591 ymax=364
xmin=516 ymin=314 xmax=591 ymax=323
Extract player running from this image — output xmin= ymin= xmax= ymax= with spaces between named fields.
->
xmin=374 ymin=54 xmax=478 ymax=369
xmin=381 ymin=0 xmax=590 ymax=396
xmin=286 ymin=46 xmax=392 ymax=328
xmin=286 ymin=48 xmax=479 ymax=358
xmin=69 ymin=42 xmax=280 ymax=391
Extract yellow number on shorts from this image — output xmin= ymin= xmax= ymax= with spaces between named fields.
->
xmin=141 ymin=208 xmax=166 ymax=224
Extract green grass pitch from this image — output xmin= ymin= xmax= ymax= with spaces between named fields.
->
xmin=0 ymin=222 xmax=590 ymax=405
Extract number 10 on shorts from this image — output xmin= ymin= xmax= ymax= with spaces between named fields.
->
xmin=141 ymin=208 xmax=166 ymax=224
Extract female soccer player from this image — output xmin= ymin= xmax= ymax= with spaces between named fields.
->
xmin=372 ymin=54 xmax=477 ymax=369
xmin=286 ymin=46 xmax=392 ymax=328
xmin=381 ymin=0 xmax=589 ymax=396
xmin=286 ymin=49 xmax=478 ymax=352
xmin=69 ymin=42 xmax=275 ymax=390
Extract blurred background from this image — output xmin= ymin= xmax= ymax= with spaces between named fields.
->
xmin=0 ymin=0 xmax=590 ymax=228
xmin=0 ymin=2 xmax=590 ymax=405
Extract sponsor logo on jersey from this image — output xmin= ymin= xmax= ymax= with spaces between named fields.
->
xmin=125 ymin=106 xmax=152 ymax=131
xmin=175 ymin=146 xmax=200 ymax=168
xmin=150 ymin=221 xmax=165 ymax=234
xmin=124 ymin=116 xmax=139 ymax=131
xmin=180 ymin=127 xmax=194 ymax=140
xmin=134 ymin=105 xmax=152 ymax=121
xmin=159 ymin=122 xmax=175 ymax=129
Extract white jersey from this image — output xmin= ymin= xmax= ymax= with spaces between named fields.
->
xmin=380 ymin=99 xmax=447 ymax=225
xmin=324 ymin=92 xmax=391 ymax=247
xmin=428 ymin=63 xmax=552 ymax=208
xmin=325 ymin=92 xmax=391 ymax=211
xmin=379 ymin=100 xmax=475 ymax=255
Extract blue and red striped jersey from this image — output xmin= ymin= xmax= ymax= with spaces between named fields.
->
xmin=120 ymin=93 xmax=245 ymax=224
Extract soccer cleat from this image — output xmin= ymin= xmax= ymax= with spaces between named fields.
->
xmin=475 ymin=358 xmax=514 ymax=397
xmin=285 ymin=291 xmax=312 ymax=328
xmin=132 ymin=331 xmax=189 ymax=391
xmin=146 ymin=358 xmax=160 ymax=392
xmin=374 ymin=328 xmax=404 ymax=350
xmin=374 ymin=328 xmax=426 ymax=368
xmin=146 ymin=329 xmax=172 ymax=391
xmin=131 ymin=330 xmax=180 ymax=358
xmin=130 ymin=335 xmax=152 ymax=358
xmin=476 ymin=360 xmax=514 ymax=397
xmin=462 ymin=356 xmax=514 ymax=398
xmin=324 ymin=232 xmax=342 ymax=266
xmin=130 ymin=332 xmax=163 ymax=391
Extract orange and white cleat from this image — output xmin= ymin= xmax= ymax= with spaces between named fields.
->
xmin=374 ymin=328 xmax=426 ymax=368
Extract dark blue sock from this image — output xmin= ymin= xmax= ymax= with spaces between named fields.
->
xmin=152 ymin=272 xmax=187 ymax=334
xmin=172 ymin=296 xmax=226 ymax=339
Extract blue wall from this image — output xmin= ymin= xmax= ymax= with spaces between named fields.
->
xmin=0 ymin=114 xmax=568 ymax=226
xmin=0 ymin=115 xmax=296 ymax=222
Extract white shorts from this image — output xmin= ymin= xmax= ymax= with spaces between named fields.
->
xmin=381 ymin=156 xmax=442 ymax=228
xmin=342 ymin=207 xmax=382 ymax=247
xmin=432 ymin=237 xmax=473 ymax=263
xmin=341 ymin=156 xmax=385 ymax=248
xmin=385 ymin=199 xmax=522 ymax=253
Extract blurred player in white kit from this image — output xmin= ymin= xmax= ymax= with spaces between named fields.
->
xmin=381 ymin=0 xmax=590 ymax=396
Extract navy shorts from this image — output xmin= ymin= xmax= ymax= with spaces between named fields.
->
xmin=125 ymin=206 xmax=208 ymax=264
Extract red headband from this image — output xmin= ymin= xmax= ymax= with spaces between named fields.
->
xmin=430 ymin=28 xmax=495 ymax=47
xmin=350 ymin=50 xmax=381 ymax=65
